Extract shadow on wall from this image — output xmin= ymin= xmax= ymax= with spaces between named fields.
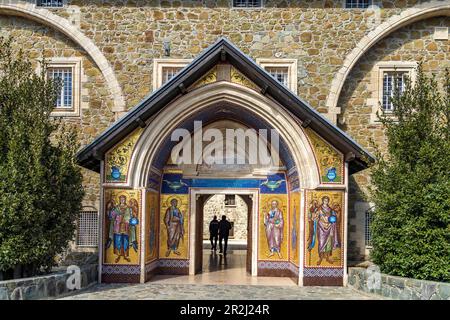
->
xmin=347 ymin=174 xmax=369 ymax=263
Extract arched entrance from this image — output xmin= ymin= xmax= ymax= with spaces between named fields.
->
xmin=129 ymin=90 xmax=312 ymax=283
xmin=77 ymin=38 xmax=373 ymax=286
xmin=129 ymin=82 xmax=320 ymax=190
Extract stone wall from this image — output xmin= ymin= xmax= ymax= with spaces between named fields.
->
xmin=349 ymin=267 xmax=450 ymax=300
xmin=203 ymin=194 xmax=248 ymax=241
xmin=49 ymin=0 xmax=411 ymax=112
xmin=0 ymin=1 xmax=448 ymax=260
xmin=341 ymin=16 xmax=449 ymax=261
xmin=0 ymin=264 xmax=98 ymax=300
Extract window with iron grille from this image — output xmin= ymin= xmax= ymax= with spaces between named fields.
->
xmin=48 ymin=67 xmax=73 ymax=109
xmin=365 ymin=209 xmax=373 ymax=247
xmin=345 ymin=0 xmax=372 ymax=9
xmin=232 ymin=0 xmax=263 ymax=8
xmin=265 ymin=67 xmax=289 ymax=87
xmin=161 ymin=67 xmax=182 ymax=86
xmin=36 ymin=0 xmax=64 ymax=7
xmin=382 ymin=71 xmax=407 ymax=111
xmin=225 ymin=195 xmax=236 ymax=206
xmin=77 ymin=211 xmax=99 ymax=247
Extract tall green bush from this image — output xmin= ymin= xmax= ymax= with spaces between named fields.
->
xmin=0 ymin=37 xmax=84 ymax=279
xmin=369 ymin=65 xmax=450 ymax=282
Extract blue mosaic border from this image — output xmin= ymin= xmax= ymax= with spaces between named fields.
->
xmin=161 ymin=173 xmax=288 ymax=194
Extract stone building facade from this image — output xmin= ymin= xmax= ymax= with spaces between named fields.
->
xmin=0 ymin=0 xmax=448 ymax=267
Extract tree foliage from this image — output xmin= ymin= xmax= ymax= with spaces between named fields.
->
xmin=369 ymin=65 xmax=450 ymax=282
xmin=0 ymin=37 xmax=84 ymax=279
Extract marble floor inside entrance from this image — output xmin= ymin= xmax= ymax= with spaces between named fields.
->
xmin=151 ymin=249 xmax=297 ymax=286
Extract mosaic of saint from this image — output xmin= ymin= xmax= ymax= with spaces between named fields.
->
xmin=259 ymin=194 xmax=288 ymax=261
xmin=104 ymin=189 xmax=141 ymax=265
xmin=305 ymin=190 xmax=343 ymax=267
xmin=159 ymin=194 xmax=189 ymax=259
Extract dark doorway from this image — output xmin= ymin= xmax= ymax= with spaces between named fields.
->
xmin=195 ymin=193 xmax=252 ymax=276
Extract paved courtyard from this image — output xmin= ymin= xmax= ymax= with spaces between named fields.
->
xmin=61 ymin=250 xmax=383 ymax=300
xmin=61 ymin=282 xmax=382 ymax=300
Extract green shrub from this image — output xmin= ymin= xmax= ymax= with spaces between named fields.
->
xmin=0 ymin=37 xmax=84 ymax=279
xmin=369 ymin=65 xmax=450 ymax=282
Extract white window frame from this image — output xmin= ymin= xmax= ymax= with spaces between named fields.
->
xmin=433 ymin=27 xmax=449 ymax=41
xmin=152 ymin=59 xmax=191 ymax=91
xmin=46 ymin=58 xmax=82 ymax=117
xmin=367 ymin=61 xmax=416 ymax=124
xmin=381 ymin=71 xmax=408 ymax=112
xmin=256 ymin=58 xmax=298 ymax=94
xmin=231 ymin=0 xmax=264 ymax=9
xmin=35 ymin=0 xmax=65 ymax=8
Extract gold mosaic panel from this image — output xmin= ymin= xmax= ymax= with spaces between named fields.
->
xmin=105 ymin=128 xmax=143 ymax=183
xmin=305 ymin=128 xmax=344 ymax=184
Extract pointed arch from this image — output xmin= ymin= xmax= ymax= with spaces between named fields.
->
xmin=129 ymin=82 xmax=321 ymax=190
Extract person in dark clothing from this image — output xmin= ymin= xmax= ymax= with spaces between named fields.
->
xmin=218 ymin=215 xmax=232 ymax=255
xmin=209 ymin=215 xmax=219 ymax=251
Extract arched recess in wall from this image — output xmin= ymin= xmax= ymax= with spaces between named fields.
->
xmin=128 ymin=82 xmax=321 ymax=190
xmin=325 ymin=0 xmax=450 ymax=124
xmin=0 ymin=3 xmax=126 ymax=115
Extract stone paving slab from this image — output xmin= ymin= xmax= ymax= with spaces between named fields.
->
xmin=60 ymin=283 xmax=384 ymax=300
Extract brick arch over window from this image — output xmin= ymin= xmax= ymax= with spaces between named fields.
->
xmin=0 ymin=2 xmax=126 ymax=115
xmin=325 ymin=0 xmax=450 ymax=124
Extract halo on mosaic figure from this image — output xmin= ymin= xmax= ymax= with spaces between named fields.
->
xmin=264 ymin=196 xmax=283 ymax=209
xmin=165 ymin=195 xmax=184 ymax=208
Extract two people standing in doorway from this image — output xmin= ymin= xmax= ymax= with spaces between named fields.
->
xmin=209 ymin=215 xmax=232 ymax=255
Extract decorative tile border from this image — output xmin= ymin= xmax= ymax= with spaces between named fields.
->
xmin=257 ymin=261 xmax=290 ymax=270
xmin=102 ymin=265 xmax=140 ymax=275
xmin=158 ymin=259 xmax=189 ymax=268
xmin=303 ymin=267 xmax=343 ymax=278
